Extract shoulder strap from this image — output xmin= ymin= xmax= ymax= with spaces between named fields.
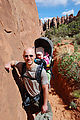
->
xmin=21 ymin=63 xmax=26 ymax=78
xmin=21 ymin=63 xmax=43 ymax=84
xmin=35 ymin=64 xmax=43 ymax=84
xmin=21 ymin=63 xmax=35 ymax=80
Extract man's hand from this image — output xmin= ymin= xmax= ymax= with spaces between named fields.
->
xmin=5 ymin=61 xmax=15 ymax=72
xmin=41 ymin=104 xmax=48 ymax=113
xmin=5 ymin=63 xmax=12 ymax=72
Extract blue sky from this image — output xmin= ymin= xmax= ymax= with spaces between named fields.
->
xmin=35 ymin=0 xmax=80 ymax=22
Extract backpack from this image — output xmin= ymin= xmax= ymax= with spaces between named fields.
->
xmin=34 ymin=58 xmax=47 ymax=70
xmin=21 ymin=62 xmax=43 ymax=84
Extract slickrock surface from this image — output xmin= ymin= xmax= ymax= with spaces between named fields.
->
xmin=0 ymin=0 xmax=40 ymax=120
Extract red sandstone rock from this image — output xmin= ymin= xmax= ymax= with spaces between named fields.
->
xmin=54 ymin=43 xmax=74 ymax=61
xmin=0 ymin=0 xmax=40 ymax=120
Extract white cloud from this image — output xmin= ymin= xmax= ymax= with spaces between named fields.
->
xmin=72 ymin=0 xmax=80 ymax=5
xmin=35 ymin=0 xmax=68 ymax=6
xmin=41 ymin=17 xmax=53 ymax=23
xmin=62 ymin=9 xmax=74 ymax=15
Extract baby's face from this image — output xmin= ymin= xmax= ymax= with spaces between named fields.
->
xmin=36 ymin=54 xmax=43 ymax=59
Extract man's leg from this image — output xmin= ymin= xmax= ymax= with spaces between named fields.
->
xmin=27 ymin=111 xmax=34 ymax=120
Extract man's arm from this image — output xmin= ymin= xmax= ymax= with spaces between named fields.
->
xmin=41 ymin=84 xmax=48 ymax=113
xmin=5 ymin=61 xmax=18 ymax=72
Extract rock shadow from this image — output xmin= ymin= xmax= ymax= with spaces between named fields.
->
xmin=12 ymin=67 xmax=26 ymax=106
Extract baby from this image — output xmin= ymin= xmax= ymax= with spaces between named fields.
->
xmin=36 ymin=47 xmax=44 ymax=59
xmin=36 ymin=47 xmax=51 ymax=87
xmin=36 ymin=47 xmax=50 ymax=67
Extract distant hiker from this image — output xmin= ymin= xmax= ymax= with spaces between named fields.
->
xmin=5 ymin=47 xmax=53 ymax=120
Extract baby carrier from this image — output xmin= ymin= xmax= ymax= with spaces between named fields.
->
xmin=34 ymin=37 xmax=54 ymax=85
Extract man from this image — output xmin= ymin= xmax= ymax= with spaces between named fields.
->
xmin=5 ymin=47 xmax=53 ymax=120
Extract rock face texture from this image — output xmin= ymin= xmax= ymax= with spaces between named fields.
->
xmin=0 ymin=0 xmax=40 ymax=120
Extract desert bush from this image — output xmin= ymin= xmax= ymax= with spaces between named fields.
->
xmin=53 ymin=36 xmax=63 ymax=46
xmin=56 ymin=24 xmax=69 ymax=37
xmin=68 ymin=20 xmax=80 ymax=36
xmin=73 ymin=33 xmax=80 ymax=45
xmin=58 ymin=52 xmax=80 ymax=84
xmin=58 ymin=51 xmax=80 ymax=109
xmin=72 ymin=90 xmax=80 ymax=98
xmin=45 ymin=27 xmax=58 ymax=40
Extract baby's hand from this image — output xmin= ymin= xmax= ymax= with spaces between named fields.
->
xmin=47 ymin=64 xmax=50 ymax=67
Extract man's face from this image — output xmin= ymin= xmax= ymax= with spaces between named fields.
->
xmin=23 ymin=48 xmax=35 ymax=66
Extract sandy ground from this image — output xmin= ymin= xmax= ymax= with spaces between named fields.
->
xmin=48 ymin=88 xmax=75 ymax=120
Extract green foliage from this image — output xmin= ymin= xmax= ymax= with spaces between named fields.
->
xmin=45 ymin=27 xmax=57 ymax=40
xmin=56 ymin=24 xmax=69 ymax=37
xmin=44 ymin=16 xmax=80 ymax=38
xmin=69 ymin=101 xmax=77 ymax=109
xmin=53 ymin=37 xmax=62 ymax=45
xmin=68 ymin=19 xmax=80 ymax=36
xmin=64 ymin=36 xmax=70 ymax=40
xmin=72 ymin=90 xmax=80 ymax=98
xmin=74 ymin=41 xmax=79 ymax=52
xmin=58 ymin=52 xmax=80 ymax=83
xmin=73 ymin=33 xmax=80 ymax=45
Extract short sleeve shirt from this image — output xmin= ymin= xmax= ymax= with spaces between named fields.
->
xmin=16 ymin=62 xmax=48 ymax=97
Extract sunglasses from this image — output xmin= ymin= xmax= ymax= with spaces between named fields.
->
xmin=24 ymin=55 xmax=33 ymax=58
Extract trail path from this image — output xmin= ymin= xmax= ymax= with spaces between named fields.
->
xmin=48 ymin=88 xmax=75 ymax=120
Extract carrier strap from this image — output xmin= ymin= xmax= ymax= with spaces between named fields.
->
xmin=21 ymin=63 xmax=43 ymax=84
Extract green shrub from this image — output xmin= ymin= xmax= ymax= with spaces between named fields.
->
xmin=74 ymin=41 xmax=79 ymax=52
xmin=68 ymin=16 xmax=80 ymax=36
xmin=45 ymin=30 xmax=53 ymax=40
xmin=53 ymin=37 xmax=62 ymax=45
xmin=69 ymin=101 xmax=77 ymax=109
xmin=74 ymin=33 xmax=80 ymax=45
xmin=56 ymin=24 xmax=69 ymax=37
xmin=45 ymin=27 xmax=58 ymax=40
xmin=72 ymin=90 xmax=80 ymax=98
xmin=58 ymin=52 xmax=80 ymax=83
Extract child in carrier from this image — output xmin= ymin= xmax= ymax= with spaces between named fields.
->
xmin=36 ymin=47 xmax=51 ymax=87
